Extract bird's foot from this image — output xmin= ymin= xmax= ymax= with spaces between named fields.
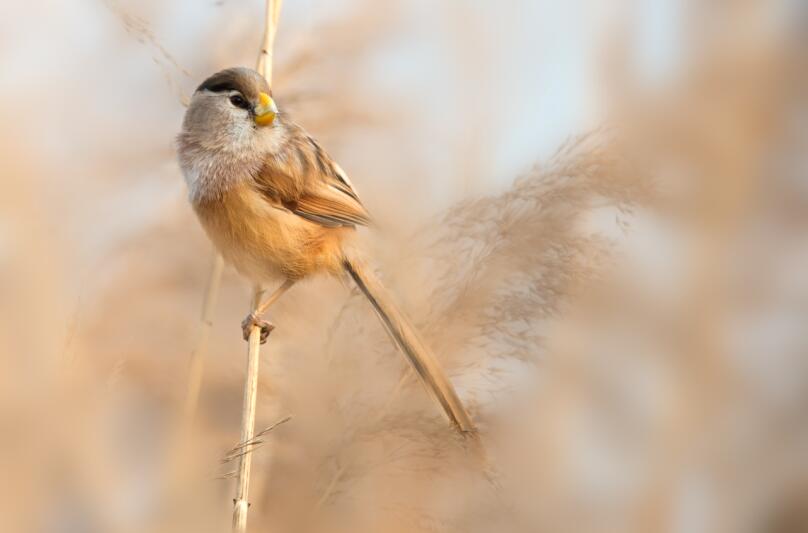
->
xmin=241 ymin=312 xmax=274 ymax=344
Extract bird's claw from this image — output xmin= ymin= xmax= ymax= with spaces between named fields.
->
xmin=241 ymin=312 xmax=274 ymax=343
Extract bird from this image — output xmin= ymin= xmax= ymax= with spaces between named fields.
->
xmin=177 ymin=67 xmax=475 ymax=433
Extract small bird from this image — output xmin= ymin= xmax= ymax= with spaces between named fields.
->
xmin=177 ymin=67 xmax=474 ymax=433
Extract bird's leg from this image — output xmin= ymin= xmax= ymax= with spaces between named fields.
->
xmin=241 ymin=279 xmax=295 ymax=343
xmin=241 ymin=314 xmax=273 ymax=344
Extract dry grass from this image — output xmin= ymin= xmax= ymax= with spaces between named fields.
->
xmin=1 ymin=1 xmax=807 ymax=532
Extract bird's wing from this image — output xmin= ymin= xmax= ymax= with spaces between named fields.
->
xmin=255 ymin=129 xmax=371 ymax=228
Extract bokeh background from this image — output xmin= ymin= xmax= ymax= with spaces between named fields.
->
xmin=1 ymin=1 xmax=807 ymax=532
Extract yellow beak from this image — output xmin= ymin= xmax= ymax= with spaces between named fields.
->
xmin=254 ymin=92 xmax=278 ymax=126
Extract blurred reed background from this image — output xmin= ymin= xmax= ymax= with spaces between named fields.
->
xmin=1 ymin=1 xmax=807 ymax=532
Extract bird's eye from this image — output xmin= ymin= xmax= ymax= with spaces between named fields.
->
xmin=229 ymin=94 xmax=249 ymax=109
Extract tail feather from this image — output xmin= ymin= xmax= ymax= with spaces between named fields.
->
xmin=343 ymin=257 xmax=476 ymax=434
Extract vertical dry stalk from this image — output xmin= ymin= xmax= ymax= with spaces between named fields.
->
xmin=182 ymin=254 xmax=224 ymax=428
xmin=232 ymin=2 xmax=283 ymax=531
xmin=233 ymin=285 xmax=265 ymax=532
xmin=257 ymin=0 xmax=283 ymax=85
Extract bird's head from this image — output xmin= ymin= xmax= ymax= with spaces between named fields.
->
xmin=181 ymin=67 xmax=280 ymax=151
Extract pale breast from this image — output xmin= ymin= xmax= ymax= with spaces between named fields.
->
xmin=193 ymin=181 xmax=349 ymax=283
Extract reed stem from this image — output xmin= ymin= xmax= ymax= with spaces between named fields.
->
xmin=232 ymin=285 xmax=265 ymax=532
xmin=182 ymin=254 xmax=224 ymax=429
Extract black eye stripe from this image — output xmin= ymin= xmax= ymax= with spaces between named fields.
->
xmin=195 ymin=68 xmax=271 ymax=101
xmin=229 ymin=94 xmax=250 ymax=109
xmin=200 ymin=80 xmax=241 ymax=93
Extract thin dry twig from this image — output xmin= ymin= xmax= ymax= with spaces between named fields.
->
xmin=222 ymin=415 xmax=293 ymax=464
xmin=257 ymin=0 xmax=284 ymax=85
xmin=101 ymin=0 xmax=192 ymax=106
xmin=182 ymin=255 xmax=224 ymax=430
xmin=232 ymin=285 xmax=266 ymax=532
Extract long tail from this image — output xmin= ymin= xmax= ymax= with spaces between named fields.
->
xmin=343 ymin=257 xmax=476 ymax=434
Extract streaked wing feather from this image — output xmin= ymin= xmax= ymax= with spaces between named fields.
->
xmin=292 ymin=185 xmax=371 ymax=227
xmin=255 ymin=123 xmax=371 ymax=228
xmin=292 ymin=210 xmax=346 ymax=228
xmin=330 ymin=162 xmax=361 ymax=201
